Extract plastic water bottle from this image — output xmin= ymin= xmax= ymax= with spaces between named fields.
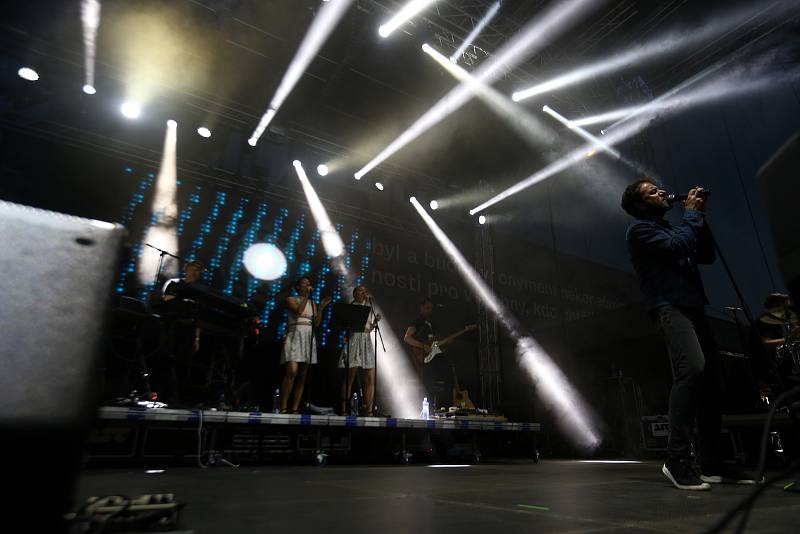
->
xmin=272 ymin=388 xmax=280 ymax=414
xmin=421 ymin=397 xmax=430 ymax=420
xmin=351 ymin=392 xmax=359 ymax=416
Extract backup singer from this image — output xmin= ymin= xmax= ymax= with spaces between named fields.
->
xmin=279 ymin=277 xmax=331 ymax=413
xmin=622 ymin=179 xmax=754 ymax=490
xmin=338 ymin=285 xmax=381 ymax=416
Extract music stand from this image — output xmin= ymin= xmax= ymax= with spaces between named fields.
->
xmin=330 ymin=303 xmax=372 ymax=413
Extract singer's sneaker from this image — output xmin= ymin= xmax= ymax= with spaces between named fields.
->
xmin=701 ymin=466 xmax=763 ymax=485
xmin=662 ymin=458 xmax=711 ymax=491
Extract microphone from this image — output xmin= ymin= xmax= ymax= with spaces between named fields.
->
xmin=666 ymin=190 xmax=711 ymax=203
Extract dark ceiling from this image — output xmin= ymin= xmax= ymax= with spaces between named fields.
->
xmin=1 ymin=0 xmax=797 ymax=195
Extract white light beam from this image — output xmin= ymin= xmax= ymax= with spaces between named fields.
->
xmin=410 ymin=197 xmax=601 ymax=451
xmin=354 ymin=0 xmax=602 ymax=180
xmin=378 ymin=0 xmax=437 ymax=38
xmin=249 ymin=0 xmax=354 ymax=146
xmin=449 ymin=1 xmax=501 ymax=64
xmin=81 ymin=0 xmax=101 ymax=94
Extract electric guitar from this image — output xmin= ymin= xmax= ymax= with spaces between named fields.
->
xmin=412 ymin=324 xmax=477 ymax=366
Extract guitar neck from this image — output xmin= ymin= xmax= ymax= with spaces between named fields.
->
xmin=439 ymin=327 xmax=470 ymax=346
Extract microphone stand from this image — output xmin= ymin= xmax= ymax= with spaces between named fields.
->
xmin=369 ymin=296 xmax=387 ymax=416
xmin=706 ymin=222 xmax=778 ymax=391
xmin=145 ymin=243 xmax=186 ymax=299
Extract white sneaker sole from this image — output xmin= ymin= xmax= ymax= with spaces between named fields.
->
xmin=662 ymin=464 xmax=711 ymax=491
xmin=700 ymin=474 xmax=762 ymax=485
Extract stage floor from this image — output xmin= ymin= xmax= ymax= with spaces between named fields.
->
xmin=75 ymin=461 xmax=798 ymax=533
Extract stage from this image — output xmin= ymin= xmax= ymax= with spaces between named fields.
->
xmin=87 ymin=407 xmax=541 ymax=465
xmin=74 ymin=461 xmax=799 ymax=533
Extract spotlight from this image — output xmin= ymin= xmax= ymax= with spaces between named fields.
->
xmin=378 ymin=0 xmax=437 ymax=39
xmin=247 ymin=138 xmax=257 ymax=147
xmin=243 ymin=243 xmax=287 ymax=280
xmin=409 ymin=196 xmax=417 ymax=203
xmin=197 ymin=127 xmax=211 ymax=138
xmin=317 ymin=164 xmax=329 ymax=176
xmin=120 ymin=102 xmax=141 ymax=119
xmin=429 ymin=200 xmax=438 ymax=210
xmin=478 ymin=215 xmax=486 ymax=225
xmin=375 ymin=182 xmax=384 ymax=191
xmin=82 ymin=84 xmax=96 ymax=95
xmin=166 ymin=120 xmax=177 ymax=128
xmin=17 ymin=67 xmax=39 ymax=81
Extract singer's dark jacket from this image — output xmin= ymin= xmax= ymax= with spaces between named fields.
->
xmin=626 ymin=209 xmax=715 ymax=311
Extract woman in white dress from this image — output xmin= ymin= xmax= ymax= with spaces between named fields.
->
xmin=279 ymin=277 xmax=331 ymax=413
xmin=338 ymin=285 xmax=381 ymax=415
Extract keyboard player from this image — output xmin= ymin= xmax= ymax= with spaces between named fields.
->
xmin=162 ymin=260 xmax=206 ymax=302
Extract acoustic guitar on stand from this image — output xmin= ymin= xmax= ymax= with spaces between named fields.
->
xmin=412 ymin=324 xmax=477 ymax=366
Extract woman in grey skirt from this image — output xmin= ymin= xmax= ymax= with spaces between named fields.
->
xmin=279 ymin=276 xmax=331 ymax=413
xmin=338 ymin=285 xmax=381 ymax=415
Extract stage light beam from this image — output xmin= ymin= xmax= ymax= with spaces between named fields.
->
xmin=355 ymin=0 xmax=600 ymax=180
xmin=510 ymin=0 xmax=786 ymax=103
xmin=378 ymin=0 xmax=437 ymax=38
xmin=422 ymin=43 xmax=555 ymax=148
xmin=449 ymin=1 xmax=501 ymax=64
xmin=410 ymin=197 xmax=601 ymax=451
xmin=139 ymin=120 xmax=179 ymax=285
xmin=292 ymin=160 xmax=419 ymax=418
xmin=81 ymin=0 xmax=101 ymax=95
xmin=542 ymin=105 xmax=620 ymax=158
xmin=248 ymin=0 xmax=354 ymax=146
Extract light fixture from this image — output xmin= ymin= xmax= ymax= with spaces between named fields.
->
xmin=166 ymin=119 xmax=177 ymax=128
xmin=378 ymin=0 xmax=437 ymax=38
xmin=197 ymin=127 xmax=211 ymax=138
xmin=317 ymin=164 xmax=329 ymax=176
xmin=375 ymin=182 xmax=384 ymax=191
xmin=429 ymin=200 xmax=439 ymax=210
xmin=243 ymin=243 xmax=288 ymax=280
xmin=82 ymin=84 xmax=96 ymax=95
xmin=478 ymin=215 xmax=486 ymax=225
xmin=120 ymin=102 xmax=141 ymax=119
xmin=17 ymin=67 xmax=39 ymax=81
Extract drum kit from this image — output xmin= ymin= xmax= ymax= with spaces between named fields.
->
xmin=760 ymin=306 xmax=800 ymax=388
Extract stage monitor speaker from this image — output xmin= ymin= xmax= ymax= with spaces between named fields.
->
xmin=0 ymin=200 xmax=125 ymax=531
xmin=759 ymin=131 xmax=800 ymax=304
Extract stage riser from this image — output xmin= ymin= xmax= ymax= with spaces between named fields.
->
xmin=87 ymin=408 xmax=540 ymax=465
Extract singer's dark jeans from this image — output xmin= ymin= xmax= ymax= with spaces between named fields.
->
xmin=652 ymin=305 xmax=723 ymax=469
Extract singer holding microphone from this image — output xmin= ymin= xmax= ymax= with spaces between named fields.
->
xmin=279 ymin=276 xmax=331 ymax=414
xmin=338 ymin=285 xmax=381 ymax=415
xmin=622 ymin=179 xmax=755 ymax=490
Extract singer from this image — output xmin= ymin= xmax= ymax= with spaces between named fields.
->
xmin=621 ymin=179 xmax=754 ymax=490
xmin=337 ymin=285 xmax=381 ymax=415
xmin=279 ymin=276 xmax=331 ymax=414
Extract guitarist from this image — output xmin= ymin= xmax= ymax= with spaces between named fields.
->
xmin=403 ymin=298 xmax=437 ymax=381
